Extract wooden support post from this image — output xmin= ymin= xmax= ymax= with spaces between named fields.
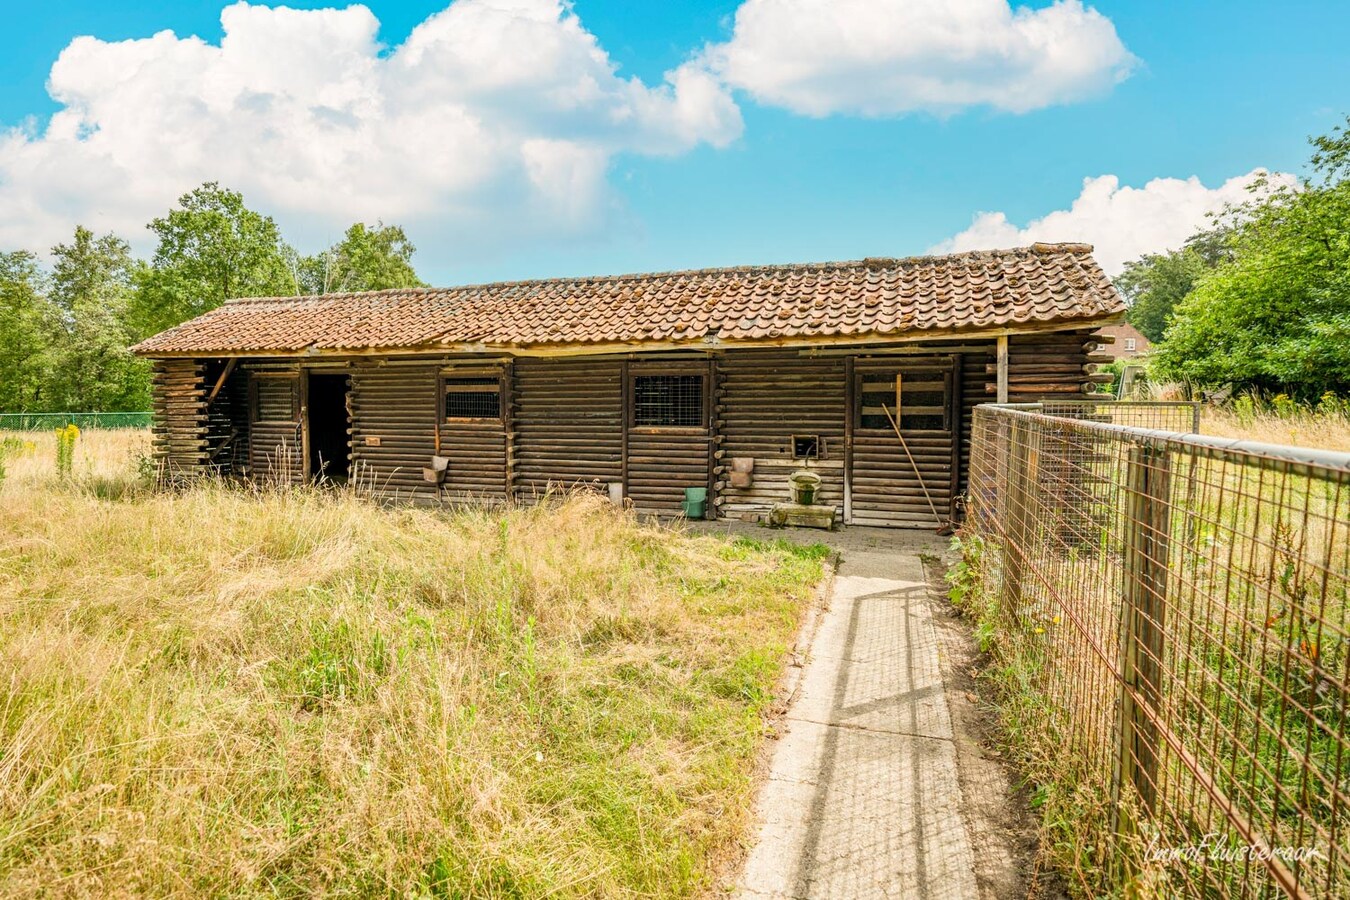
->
xmin=946 ymin=357 xmax=963 ymax=510
xmin=1115 ymin=443 xmax=1172 ymax=837
xmin=995 ymin=335 xmax=1009 ymax=404
xmin=298 ymin=371 xmax=311 ymax=482
xmin=1001 ymin=416 xmax=1035 ymax=614
xmin=843 ymin=356 xmax=855 ymax=524
xmin=502 ymin=361 xmax=516 ymax=500
xmin=619 ymin=359 xmax=630 ymax=501
xmin=706 ymin=357 xmax=719 ymax=520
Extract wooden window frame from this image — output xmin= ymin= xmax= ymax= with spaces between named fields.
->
xmin=249 ymin=372 xmax=300 ymax=425
xmin=627 ymin=366 xmax=708 ymax=434
xmin=439 ymin=371 xmax=506 ymax=425
xmin=854 ymin=361 xmax=955 ymax=434
xmin=792 ymin=434 xmax=822 ymax=460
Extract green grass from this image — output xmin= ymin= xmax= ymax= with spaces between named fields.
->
xmin=0 ymin=430 xmax=828 ymax=897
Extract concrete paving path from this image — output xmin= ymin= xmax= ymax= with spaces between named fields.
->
xmin=736 ymin=545 xmax=978 ymax=900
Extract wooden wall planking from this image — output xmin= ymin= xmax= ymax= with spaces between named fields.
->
xmin=438 ymin=365 xmax=509 ymax=503
xmin=715 ymin=349 xmax=847 ymax=519
xmin=146 ymin=328 xmax=1110 ymax=526
xmin=150 ymin=358 xmax=209 ymax=479
xmin=625 ymin=358 xmax=711 ymax=517
xmin=848 ymin=356 xmax=955 ymax=527
xmin=512 ymin=357 xmax=623 ymax=498
xmin=349 ymin=366 xmax=438 ymax=500
xmin=248 ymin=371 xmax=303 ymax=484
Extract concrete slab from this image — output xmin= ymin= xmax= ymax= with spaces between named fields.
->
xmin=734 ymin=540 xmax=978 ymax=900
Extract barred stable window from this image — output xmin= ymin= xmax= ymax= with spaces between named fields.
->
xmin=253 ymin=377 xmax=297 ymax=423
xmin=444 ymin=377 xmax=501 ymax=420
xmin=633 ymin=375 xmax=703 ymax=427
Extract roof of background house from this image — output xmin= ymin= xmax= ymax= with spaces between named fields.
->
xmin=1097 ymin=322 xmax=1150 ymax=343
xmin=131 ymin=242 xmax=1124 ymax=356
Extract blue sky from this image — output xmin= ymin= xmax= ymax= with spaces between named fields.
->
xmin=0 ymin=0 xmax=1346 ymax=285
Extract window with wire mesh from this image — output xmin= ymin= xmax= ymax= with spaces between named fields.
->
xmin=633 ymin=374 xmax=704 ymax=427
xmin=254 ymin=377 xmax=297 ymax=423
xmin=443 ymin=377 xmax=501 ymax=420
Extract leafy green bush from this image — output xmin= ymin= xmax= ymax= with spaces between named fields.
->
xmin=1153 ymin=118 xmax=1350 ymax=399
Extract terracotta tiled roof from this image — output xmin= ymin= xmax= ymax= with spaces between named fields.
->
xmin=131 ymin=243 xmax=1123 ymax=356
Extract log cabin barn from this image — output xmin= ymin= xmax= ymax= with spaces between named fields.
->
xmin=130 ymin=242 xmax=1125 ymax=528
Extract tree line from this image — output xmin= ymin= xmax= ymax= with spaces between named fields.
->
xmin=5 ymin=118 xmax=1347 ymax=414
xmin=0 ymin=182 xmax=425 ymax=413
xmin=1118 ymin=116 xmax=1350 ymax=400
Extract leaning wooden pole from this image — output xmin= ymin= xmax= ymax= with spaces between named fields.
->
xmin=882 ymin=402 xmax=943 ymax=528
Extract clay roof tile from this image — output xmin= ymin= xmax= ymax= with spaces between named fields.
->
xmin=132 ymin=244 xmax=1122 ymax=355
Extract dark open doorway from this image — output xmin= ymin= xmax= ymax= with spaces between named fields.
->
xmin=307 ymin=373 xmax=351 ymax=483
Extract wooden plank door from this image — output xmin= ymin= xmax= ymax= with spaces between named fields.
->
xmin=847 ymin=356 xmax=961 ymax=527
xmin=438 ymin=365 xmax=509 ymax=503
xmin=248 ymin=372 xmax=303 ymax=484
xmin=624 ymin=360 xmax=712 ymax=516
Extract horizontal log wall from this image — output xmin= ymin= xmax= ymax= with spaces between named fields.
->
xmin=439 ymin=365 xmax=509 ymax=502
xmin=625 ymin=360 xmax=711 ymax=516
xmin=150 ymin=359 xmax=209 ymax=479
xmin=626 ymin=428 xmax=709 ymax=515
xmin=715 ymin=350 xmax=846 ymax=519
xmin=438 ymin=422 xmax=508 ymax=500
xmin=997 ymin=329 xmax=1112 ymax=401
xmin=512 ymin=357 xmax=623 ymax=498
xmin=145 ymin=326 xmax=1113 ymax=526
xmin=248 ymin=372 xmax=303 ymax=485
xmin=349 ymin=366 xmax=438 ymax=501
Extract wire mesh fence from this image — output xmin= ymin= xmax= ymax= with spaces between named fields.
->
xmin=0 ymin=412 xmax=152 ymax=430
xmin=960 ymin=401 xmax=1349 ymax=899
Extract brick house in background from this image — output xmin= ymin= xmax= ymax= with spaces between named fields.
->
xmin=1097 ymin=322 xmax=1150 ymax=360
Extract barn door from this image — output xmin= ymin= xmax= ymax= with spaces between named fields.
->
xmin=624 ymin=361 xmax=712 ymax=516
xmin=438 ymin=365 xmax=509 ymax=502
xmin=847 ymin=356 xmax=961 ymax=527
xmin=248 ymin=372 xmax=303 ymax=483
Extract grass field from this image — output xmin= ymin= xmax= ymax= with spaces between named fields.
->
xmin=0 ymin=429 xmax=829 ymax=897
xmin=1201 ymin=403 xmax=1350 ymax=451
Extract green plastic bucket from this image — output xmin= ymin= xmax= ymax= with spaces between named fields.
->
xmin=682 ymin=486 xmax=708 ymax=519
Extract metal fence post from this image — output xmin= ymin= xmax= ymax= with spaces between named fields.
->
xmin=1116 ymin=442 xmax=1171 ymax=837
xmin=1002 ymin=417 xmax=1037 ymax=617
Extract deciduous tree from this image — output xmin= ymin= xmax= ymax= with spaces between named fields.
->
xmin=47 ymin=227 xmax=150 ymax=411
xmin=297 ymin=222 xmax=425 ymax=295
xmin=1116 ymin=227 xmax=1230 ymax=342
xmin=0 ymin=251 xmax=55 ymax=411
xmin=131 ymin=182 xmax=295 ymax=336
xmin=1154 ymin=119 xmax=1350 ymax=398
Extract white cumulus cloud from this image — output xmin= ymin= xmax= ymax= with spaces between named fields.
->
xmin=0 ymin=0 xmax=743 ymax=257
xmin=931 ymin=169 xmax=1299 ymax=275
xmin=703 ymin=0 xmax=1136 ymax=117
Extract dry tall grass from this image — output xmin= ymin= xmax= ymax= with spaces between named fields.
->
xmin=1201 ymin=406 xmax=1350 ymax=451
xmin=0 ymin=430 xmax=827 ymax=897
